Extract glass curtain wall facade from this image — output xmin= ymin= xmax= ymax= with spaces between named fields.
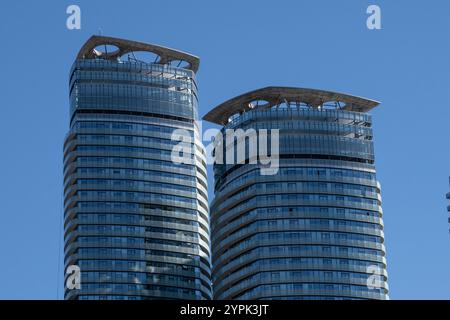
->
xmin=63 ymin=36 xmax=211 ymax=300
xmin=205 ymin=87 xmax=389 ymax=300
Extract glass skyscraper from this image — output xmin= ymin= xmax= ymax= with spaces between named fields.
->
xmin=63 ymin=36 xmax=211 ymax=300
xmin=204 ymin=87 xmax=389 ymax=300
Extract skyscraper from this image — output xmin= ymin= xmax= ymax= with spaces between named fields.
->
xmin=205 ymin=87 xmax=389 ymax=300
xmin=63 ymin=36 xmax=211 ymax=300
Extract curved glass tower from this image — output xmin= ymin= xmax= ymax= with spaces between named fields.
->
xmin=63 ymin=36 xmax=211 ymax=300
xmin=204 ymin=87 xmax=389 ymax=300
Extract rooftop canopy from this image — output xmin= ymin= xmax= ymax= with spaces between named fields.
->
xmin=203 ymin=86 xmax=380 ymax=125
xmin=77 ymin=35 xmax=200 ymax=73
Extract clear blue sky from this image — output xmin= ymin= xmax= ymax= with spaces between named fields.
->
xmin=0 ymin=0 xmax=448 ymax=299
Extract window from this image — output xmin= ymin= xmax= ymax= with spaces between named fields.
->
xmin=321 ymin=233 xmax=330 ymax=240
xmin=323 ymin=259 xmax=332 ymax=265
xmin=271 ymin=272 xmax=280 ymax=280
